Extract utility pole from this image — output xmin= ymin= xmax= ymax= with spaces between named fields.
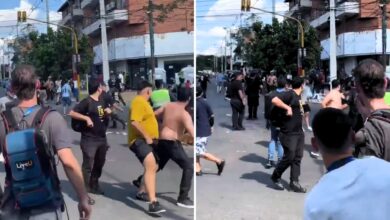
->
xmin=329 ymin=0 xmax=337 ymax=83
xmin=45 ymin=0 xmax=50 ymax=32
xmin=380 ymin=0 xmax=388 ymax=67
xmin=148 ymin=0 xmax=156 ymax=85
xmin=99 ymin=0 xmax=110 ymax=83
xmin=272 ymin=0 xmax=275 ymax=19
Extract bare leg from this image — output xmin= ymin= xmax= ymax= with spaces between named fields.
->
xmin=196 ymin=157 xmax=201 ymax=172
xmin=143 ymin=152 xmax=158 ymax=202
xmin=201 ymin=153 xmax=222 ymax=164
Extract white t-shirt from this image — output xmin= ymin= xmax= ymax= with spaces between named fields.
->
xmin=304 ymin=157 xmax=390 ymax=220
xmin=118 ymin=73 xmax=124 ymax=84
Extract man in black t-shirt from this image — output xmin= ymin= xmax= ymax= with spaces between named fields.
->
xmin=69 ymin=80 xmax=112 ymax=195
xmin=230 ymin=72 xmax=247 ymax=130
xmin=245 ymin=71 xmax=261 ymax=120
xmin=270 ymin=76 xmax=306 ymax=193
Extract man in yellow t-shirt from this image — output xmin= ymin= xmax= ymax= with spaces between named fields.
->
xmin=128 ymin=81 xmax=165 ymax=214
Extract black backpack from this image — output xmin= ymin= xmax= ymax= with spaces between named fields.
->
xmin=71 ymin=98 xmax=91 ymax=132
xmin=265 ymin=90 xmax=288 ymax=128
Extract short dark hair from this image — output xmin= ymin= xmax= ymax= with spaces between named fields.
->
xmin=332 ymin=79 xmax=340 ymax=88
xmin=354 ymin=59 xmax=386 ymax=99
xmin=177 ymin=87 xmax=191 ymax=102
xmin=88 ymin=79 xmax=101 ymax=95
xmin=312 ymin=108 xmax=352 ymax=154
xmin=137 ymin=80 xmax=152 ymax=92
xmin=277 ymin=75 xmax=287 ymax=89
xmin=291 ymin=76 xmax=304 ymax=89
xmin=11 ymin=65 xmax=38 ymax=100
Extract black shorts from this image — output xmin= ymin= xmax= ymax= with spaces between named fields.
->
xmin=130 ymin=139 xmax=159 ymax=164
xmin=303 ymin=104 xmax=311 ymax=113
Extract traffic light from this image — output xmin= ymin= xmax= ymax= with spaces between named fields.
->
xmin=241 ymin=0 xmax=251 ymax=12
xmin=17 ymin=11 xmax=27 ymax=22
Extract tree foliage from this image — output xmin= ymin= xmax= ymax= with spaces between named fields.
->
xmin=234 ymin=18 xmax=322 ymax=75
xmin=196 ymin=55 xmax=215 ymax=72
xmin=11 ymin=28 xmax=93 ymax=80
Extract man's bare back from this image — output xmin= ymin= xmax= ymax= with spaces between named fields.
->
xmin=322 ymin=89 xmax=347 ymax=110
xmin=158 ymin=102 xmax=194 ymax=141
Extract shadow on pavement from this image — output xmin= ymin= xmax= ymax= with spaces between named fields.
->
xmin=218 ymin=122 xmax=232 ymax=130
xmin=255 ymin=140 xmax=269 ymax=148
xmin=239 ymin=153 xmax=268 ymax=167
xmin=240 ymin=170 xmax=289 ymax=190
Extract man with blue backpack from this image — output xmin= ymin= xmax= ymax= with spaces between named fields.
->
xmin=0 ymin=65 xmax=91 ymax=219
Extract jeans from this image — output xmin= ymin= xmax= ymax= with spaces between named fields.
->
xmin=268 ymin=126 xmax=284 ymax=161
xmin=156 ymin=140 xmax=193 ymax=201
xmin=272 ymin=133 xmax=304 ymax=182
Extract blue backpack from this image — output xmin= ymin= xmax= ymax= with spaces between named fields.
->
xmin=1 ymin=106 xmax=63 ymax=209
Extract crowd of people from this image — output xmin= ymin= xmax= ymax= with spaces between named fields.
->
xmin=0 ymin=65 xmax=194 ymax=219
xmin=197 ymin=58 xmax=390 ymax=219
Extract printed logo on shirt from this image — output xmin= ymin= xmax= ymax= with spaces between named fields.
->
xmin=97 ymin=105 xmax=104 ymax=119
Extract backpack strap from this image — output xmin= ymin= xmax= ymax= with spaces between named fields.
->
xmin=31 ymin=106 xmax=53 ymax=129
xmin=3 ymin=108 xmax=19 ymax=132
xmin=368 ymin=110 xmax=390 ymax=124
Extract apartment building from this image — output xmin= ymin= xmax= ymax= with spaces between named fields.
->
xmin=286 ymin=0 xmax=390 ymax=76
xmin=58 ymin=0 xmax=194 ymax=87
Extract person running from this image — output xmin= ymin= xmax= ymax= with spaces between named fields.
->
xmin=264 ymin=75 xmax=287 ymax=168
xmin=305 ymin=108 xmax=390 ymax=220
xmin=0 ymin=65 xmax=91 ymax=219
xmin=69 ymin=79 xmax=111 ymax=196
xmin=321 ymin=79 xmax=348 ymax=110
xmin=128 ymin=81 xmax=165 ymax=214
xmin=196 ymin=86 xmax=225 ymax=176
xmin=270 ymin=76 xmax=306 ymax=193
xmin=200 ymin=74 xmax=209 ymax=98
xmin=216 ymin=72 xmax=225 ymax=93
xmin=61 ymin=79 xmax=72 ymax=115
xmin=353 ymin=59 xmax=390 ymax=161
xmin=152 ymin=87 xmax=194 ymax=208
xmin=230 ymin=71 xmax=247 ymax=130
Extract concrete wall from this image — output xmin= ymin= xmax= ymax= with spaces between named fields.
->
xmin=93 ymin=31 xmax=193 ymax=64
xmin=321 ymin=29 xmax=390 ymax=59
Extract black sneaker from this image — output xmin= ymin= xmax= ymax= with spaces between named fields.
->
xmin=136 ymin=192 xmax=149 ymax=202
xmin=177 ymin=198 xmax=194 ymax=209
xmin=217 ymin=160 xmax=226 ymax=175
xmin=132 ymin=175 xmax=143 ymax=188
xmin=238 ymin=126 xmax=246 ymax=130
xmin=196 ymin=171 xmax=203 ymax=176
xmin=88 ymin=181 xmax=105 ymax=195
xmin=270 ymin=176 xmax=284 ymax=190
xmin=289 ymin=181 xmax=306 ymax=193
xmin=148 ymin=201 xmax=166 ymax=214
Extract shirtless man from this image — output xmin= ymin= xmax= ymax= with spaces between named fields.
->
xmin=321 ymin=79 xmax=348 ymax=110
xmin=134 ymin=87 xmax=194 ymax=209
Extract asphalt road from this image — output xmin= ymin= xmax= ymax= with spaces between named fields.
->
xmin=196 ymin=81 xmax=325 ymax=220
xmin=0 ymin=89 xmax=194 ymax=220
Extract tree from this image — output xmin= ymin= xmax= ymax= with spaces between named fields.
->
xmin=234 ymin=18 xmax=321 ymax=75
xmin=11 ymin=28 xmax=93 ymax=80
xmin=196 ymin=55 xmax=215 ymax=72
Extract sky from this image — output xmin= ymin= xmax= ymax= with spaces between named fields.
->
xmin=196 ymin=0 xmax=289 ymax=56
xmin=0 ymin=0 xmax=64 ymax=40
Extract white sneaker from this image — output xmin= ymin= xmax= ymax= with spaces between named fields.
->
xmin=310 ymin=151 xmax=320 ymax=158
xmin=307 ymin=126 xmax=313 ymax=131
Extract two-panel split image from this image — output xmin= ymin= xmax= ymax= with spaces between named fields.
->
xmin=0 ymin=0 xmax=389 ymax=220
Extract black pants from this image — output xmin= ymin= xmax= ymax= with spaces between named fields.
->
xmin=201 ymin=86 xmax=207 ymax=98
xmin=156 ymin=140 xmax=193 ymax=201
xmin=247 ymin=96 xmax=259 ymax=119
xmin=231 ymin=99 xmax=245 ymax=128
xmin=272 ymin=133 xmax=304 ymax=182
xmin=80 ymin=137 xmax=109 ymax=185
xmin=111 ymin=113 xmax=126 ymax=128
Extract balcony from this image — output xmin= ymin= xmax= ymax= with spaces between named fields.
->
xmin=59 ymin=8 xmax=84 ymax=26
xmin=286 ymin=0 xmax=312 ymax=17
xmin=106 ymin=9 xmax=128 ymax=25
xmin=81 ymin=0 xmax=98 ymax=9
xmin=82 ymin=19 xmax=101 ymax=36
xmin=310 ymin=2 xmax=359 ymax=29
